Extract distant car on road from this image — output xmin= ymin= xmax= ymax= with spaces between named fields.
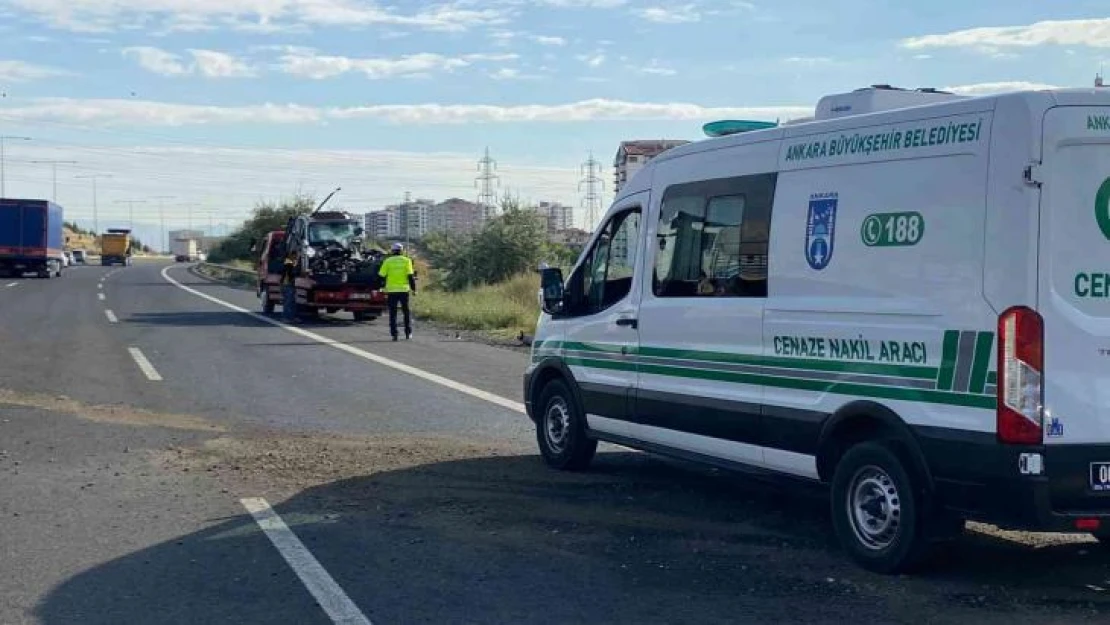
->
xmin=71 ymin=250 xmax=86 ymax=264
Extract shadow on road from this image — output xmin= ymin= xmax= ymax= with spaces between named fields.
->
xmin=124 ymin=311 xmax=276 ymax=328
xmin=35 ymin=452 xmax=1110 ymax=625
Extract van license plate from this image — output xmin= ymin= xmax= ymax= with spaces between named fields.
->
xmin=1090 ymin=463 xmax=1110 ymax=491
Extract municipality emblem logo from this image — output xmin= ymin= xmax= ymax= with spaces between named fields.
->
xmin=1097 ymin=177 xmax=1110 ymax=240
xmin=805 ymin=192 xmax=838 ymax=270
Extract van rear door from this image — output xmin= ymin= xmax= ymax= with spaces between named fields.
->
xmin=1040 ymin=105 xmax=1110 ymax=447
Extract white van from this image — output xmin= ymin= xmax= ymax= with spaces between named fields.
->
xmin=525 ymin=84 xmax=1110 ymax=573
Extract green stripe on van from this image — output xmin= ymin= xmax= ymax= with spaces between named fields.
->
xmin=936 ymin=330 xmax=960 ymax=391
xmin=564 ymin=356 xmax=996 ymax=410
xmin=968 ymin=331 xmax=995 ymax=394
xmin=557 ymin=341 xmax=937 ymax=380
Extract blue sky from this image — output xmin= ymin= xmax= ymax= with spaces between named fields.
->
xmin=0 ymin=0 xmax=1106 ymax=246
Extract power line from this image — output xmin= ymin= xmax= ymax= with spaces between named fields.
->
xmin=475 ymin=146 xmax=499 ymax=219
xmin=28 ymin=159 xmax=77 ymax=202
xmin=579 ymin=151 xmax=604 ymax=231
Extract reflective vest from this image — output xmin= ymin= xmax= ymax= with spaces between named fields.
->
xmin=378 ymin=254 xmax=414 ymax=293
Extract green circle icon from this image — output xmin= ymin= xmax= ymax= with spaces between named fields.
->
xmin=1097 ymin=177 xmax=1110 ymax=240
xmin=861 ymin=215 xmax=883 ymax=246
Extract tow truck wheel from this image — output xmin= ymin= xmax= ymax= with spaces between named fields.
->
xmin=262 ymin=297 xmax=275 ymax=314
xmin=831 ymin=440 xmax=932 ymax=574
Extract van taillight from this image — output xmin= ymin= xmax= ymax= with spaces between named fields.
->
xmin=997 ymin=306 xmax=1044 ymax=444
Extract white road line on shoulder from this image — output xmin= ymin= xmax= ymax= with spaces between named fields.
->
xmin=241 ymin=497 xmax=372 ymax=625
xmin=98 ymin=293 xmax=105 ymax=301
xmin=160 ymin=265 xmax=527 ymax=414
xmin=104 ymin=309 xmax=118 ymax=323
xmin=127 ymin=347 xmax=163 ymax=381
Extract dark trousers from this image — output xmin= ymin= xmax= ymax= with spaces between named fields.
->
xmin=387 ymin=292 xmax=412 ymax=337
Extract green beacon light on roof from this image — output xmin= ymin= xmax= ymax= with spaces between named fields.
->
xmin=702 ymin=119 xmax=779 ymax=137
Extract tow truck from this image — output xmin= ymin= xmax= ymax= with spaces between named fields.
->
xmin=253 ymin=212 xmax=387 ymax=322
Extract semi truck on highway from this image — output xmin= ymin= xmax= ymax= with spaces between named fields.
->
xmin=253 ymin=213 xmax=387 ymax=321
xmin=172 ymin=237 xmax=199 ymax=262
xmin=0 ymin=198 xmax=65 ymax=279
xmin=100 ymin=229 xmax=133 ymax=266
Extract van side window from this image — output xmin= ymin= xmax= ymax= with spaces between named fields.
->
xmin=653 ymin=173 xmax=776 ymax=298
xmin=575 ymin=208 xmax=641 ymax=314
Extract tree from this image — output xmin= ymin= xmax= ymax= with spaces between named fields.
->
xmin=208 ymin=195 xmax=315 ymax=263
xmin=427 ymin=193 xmax=556 ymax=290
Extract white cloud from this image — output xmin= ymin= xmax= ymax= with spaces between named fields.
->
xmin=783 ymin=56 xmax=832 ymax=65
xmin=0 ymin=59 xmax=70 ymax=82
xmin=6 ymin=0 xmax=508 ymax=34
xmin=533 ymin=35 xmax=566 ymax=46
xmin=576 ymin=53 xmax=605 ymax=67
xmin=189 ymin=49 xmax=256 ymax=77
xmin=902 ymin=18 xmax=1110 ymax=51
xmin=632 ymin=60 xmax=677 ymax=76
xmin=122 ymin=46 xmax=191 ymax=76
xmin=944 ymin=81 xmax=1060 ymax=96
xmin=277 ymin=50 xmax=515 ymax=79
xmin=637 ymin=4 xmax=700 ymax=23
xmin=0 ymin=96 xmax=811 ymax=127
xmin=532 ymin=0 xmax=627 ymax=7
xmin=122 ymin=46 xmax=255 ymax=78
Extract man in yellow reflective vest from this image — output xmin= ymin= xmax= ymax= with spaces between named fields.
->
xmin=378 ymin=242 xmax=416 ymax=341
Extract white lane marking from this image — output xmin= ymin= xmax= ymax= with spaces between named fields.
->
xmin=98 ymin=293 xmax=105 ymax=301
xmin=127 ymin=347 xmax=163 ymax=381
xmin=4 ymin=282 xmax=16 ymax=288
xmin=161 ymin=265 xmax=527 ymax=414
xmin=241 ymin=497 xmax=372 ymax=625
xmin=98 ymin=283 xmax=103 ymax=289
xmin=104 ymin=309 xmax=118 ymax=323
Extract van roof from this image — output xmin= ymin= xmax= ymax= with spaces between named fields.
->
xmin=612 ymin=87 xmax=1110 ymax=204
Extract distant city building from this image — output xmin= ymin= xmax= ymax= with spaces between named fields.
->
xmin=548 ymin=227 xmax=591 ymax=249
xmin=536 ymin=201 xmax=574 ymax=232
xmin=364 ymin=208 xmax=399 ymax=239
xmin=397 ymin=199 xmax=434 ymax=240
xmin=427 ymin=198 xmax=484 ymax=235
xmin=613 ymin=140 xmax=689 ymax=195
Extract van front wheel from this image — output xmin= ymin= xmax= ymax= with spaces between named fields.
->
xmin=831 ymin=441 xmax=931 ymax=574
xmin=536 ymin=379 xmax=596 ymax=471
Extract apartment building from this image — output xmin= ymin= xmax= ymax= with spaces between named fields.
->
xmin=536 ymin=201 xmax=574 ymax=232
xmin=364 ymin=208 xmax=399 ymax=239
xmin=427 ymin=198 xmax=484 ymax=235
xmin=613 ymin=140 xmax=689 ymax=195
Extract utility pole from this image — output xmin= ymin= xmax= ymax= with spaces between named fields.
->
xmin=475 ymin=147 xmax=500 ymax=220
xmin=30 ymin=160 xmax=77 ymax=202
xmin=114 ymin=199 xmax=147 ymax=232
xmin=0 ymin=135 xmax=32 ymax=197
xmin=579 ymin=151 xmax=605 ymax=231
xmin=75 ymin=173 xmax=112 ymax=236
xmin=150 ymin=195 xmax=175 ymax=254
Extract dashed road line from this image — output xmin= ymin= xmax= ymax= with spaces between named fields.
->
xmin=104 ymin=309 xmax=118 ymax=324
xmin=241 ymin=497 xmax=372 ymax=625
xmin=98 ymin=293 xmax=105 ymax=301
xmin=127 ymin=347 xmax=163 ymax=381
xmin=161 ymin=265 xmax=527 ymax=414
xmin=4 ymin=282 xmax=16 ymax=288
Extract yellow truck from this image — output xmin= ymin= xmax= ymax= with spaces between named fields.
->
xmin=100 ymin=229 xmax=132 ymax=266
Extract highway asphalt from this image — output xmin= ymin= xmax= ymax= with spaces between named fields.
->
xmin=3 ymin=260 xmax=1110 ymax=624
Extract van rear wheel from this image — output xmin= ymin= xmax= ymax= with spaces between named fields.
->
xmin=536 ymin=379 xmax=596 ymax=471
xmin=831 ymin=441 xmax=931 ymax=574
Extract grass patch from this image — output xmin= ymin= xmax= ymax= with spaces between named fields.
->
xmin=412 ymin=273 xmax=539 ymax=337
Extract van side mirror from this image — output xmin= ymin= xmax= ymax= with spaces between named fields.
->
xmin=540 ymin=266 xmax=565 ymax=315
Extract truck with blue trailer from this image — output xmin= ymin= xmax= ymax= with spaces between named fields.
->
xmin=0 ymin=198 xmax=65 ymax=279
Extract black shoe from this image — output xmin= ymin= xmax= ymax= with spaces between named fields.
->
xmin=405 ymin=332 xmax=412 ymax=340
xmin=392 ymin=335 xmax=398 ymax=342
